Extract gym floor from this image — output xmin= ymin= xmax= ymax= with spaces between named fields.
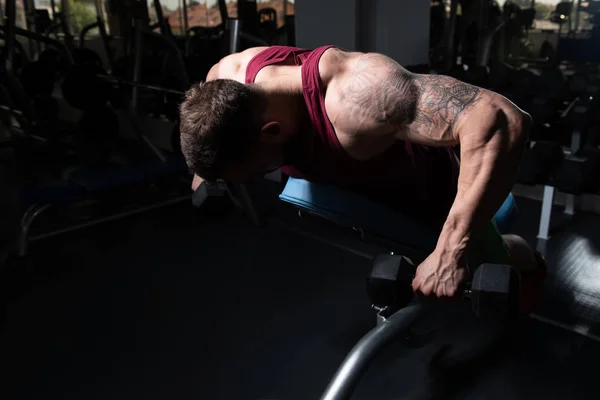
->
xmin=1 ymin=189 xmax=600 ymax=399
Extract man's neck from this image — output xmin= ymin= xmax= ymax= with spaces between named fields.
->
xmin=260 ymin=88 xmax=313 ymax=166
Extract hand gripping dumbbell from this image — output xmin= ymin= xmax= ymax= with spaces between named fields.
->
xmin=366 ymin=254 xmax=520 ymax=322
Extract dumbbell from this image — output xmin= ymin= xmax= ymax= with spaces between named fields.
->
xmin=367 ymin=254 xmax=520 ymax=321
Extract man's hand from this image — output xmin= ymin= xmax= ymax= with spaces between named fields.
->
xmin=412 ymin=250 xmax=469 ymax=299
xmin=192 ymin=174 xmax=204 ymax=191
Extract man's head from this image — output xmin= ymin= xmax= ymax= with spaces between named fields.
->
xmin=179 ymin=79 xmax=294 ymax=183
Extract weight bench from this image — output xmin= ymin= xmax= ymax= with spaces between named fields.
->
xmin=280 ymin=177 xmax=517 ymax=253
xmin=17 ymin=156 xmax=189 ymax=256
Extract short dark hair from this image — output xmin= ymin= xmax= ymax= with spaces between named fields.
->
xmin=179 ymin=79 xmax=267 ymax=181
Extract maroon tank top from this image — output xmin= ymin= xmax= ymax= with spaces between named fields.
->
xmin=246 ymin=46 xmax=459 ymax=227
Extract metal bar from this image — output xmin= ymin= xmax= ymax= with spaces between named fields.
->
xmin=123 ymin=110 xmax=167 ymax=163
xmin=182 ymin=0 xmax=189 ymax=34
xmin=4 ymin=0 xmax=16 ymax=74
xmin=94 ymin=0 xmax=114 ymax=71
xmin=227 ymin=18 xmax=240 ymax=53
xmin=79 ymin=21 xmax=100 ymax=48
xmin=0 ymin=103 xmax=25 ymax=117
xmin=153 ymin=0 xmax=168 ymax=37
xmin=178 ymin=0 xmax=184 ymax=35
xmin=50 ymin=0 xmax=57 ymax=19
xmin=98 ymin=74 xmax=185 ymax=96
xmin=537 ymin=185 xmax=555 ymax=240
xmin=29 ymin=196 xmax=189 ymax=243
xmin=565 ymin=194 xmax=576 ymax=215
xmin=443 ymin=0 xmax=459 ymax=70
xmin=320 ymin=303 xmax=424 ymax=400
xmin=218 ymin=0 xmax=229 ymax=21
xmin=570 ymin=129 xmax=581 ymax=153
xmin=18 ymin=204 xmax=52 ymax=256
xmin=60 ymin=0 xmax=74 ymax=50
xmin=130 ymin=18 xmax=144 ymax=114
xmin=142 ymin=28 xmax=190 ymax=88
xmin=0 ymin=24 xmax=75 ymax=64
xmin=574 ymin=0 xmax=582 ymax=32
xmin=23 ymin=0 xmax=38 ymax=56
xmin=560 ymin=97 xmax=579 ymax=119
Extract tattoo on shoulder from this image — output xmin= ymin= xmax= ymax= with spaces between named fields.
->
xmin=342 ymin=54 xmax=417 ymax=126
xmin=341 ymin=53 xmax=482 ymax=138
xmin=411 ymin=75 xmax=482 ymax=130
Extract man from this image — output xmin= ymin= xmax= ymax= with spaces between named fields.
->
xmin=179 ymin=45 xmax=545 ymax=310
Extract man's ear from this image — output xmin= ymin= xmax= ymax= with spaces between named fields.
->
xmin=259 ymin=121 xmax=281 ymax=143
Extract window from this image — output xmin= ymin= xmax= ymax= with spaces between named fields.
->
xmin=256 ymin=0 xmax=294 ymax=28
xmin=66 ymin=0 xmax=98 ymax=36
xmin=1 ymin=0 xmax=28 ymax=29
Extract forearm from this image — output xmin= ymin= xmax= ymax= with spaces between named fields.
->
xmin=436 ymin=106 xmax=530 ymax=260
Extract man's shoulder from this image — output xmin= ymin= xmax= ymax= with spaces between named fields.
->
xmin=317 ymin=47 xmax=355 ymax=86
xmin=210 ymin=47 xmax=270 ymax=81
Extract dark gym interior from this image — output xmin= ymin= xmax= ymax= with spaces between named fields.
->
xmin=2 ymin=1 xmax=600 ymax=399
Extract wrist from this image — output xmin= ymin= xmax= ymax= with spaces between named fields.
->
xmin=436 ymin=213 xmax=472 ymax=263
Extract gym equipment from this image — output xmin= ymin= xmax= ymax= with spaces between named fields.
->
xmin=60 ymin=63 xmax=186 ymax=111
xmin=368 ymin=254 xmax=519 ymax=322
xmin=275 ymin=173 xmax=522 ymax=400
xmin=281 ymin=177 xmax=517 ymax=246
xmin=60 ymin=14 xmax=190 ymax=114
xmin=16 ymin=155 xmax=190 ymax=257
xmin=553 ymin=148 xmax=600 ymax=194
xmin=551 ymin=96 xmax=600 ymax=194
xmin=277 ymin=176 xmax=521 ymax=400
xmin=321 ymin=262 xmax=519 ymax=400
xmin=0 ymin=0 xmax=193 ymax=258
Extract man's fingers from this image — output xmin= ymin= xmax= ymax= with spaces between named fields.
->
xmin=192 ymin=174 xmax=204 ymax=191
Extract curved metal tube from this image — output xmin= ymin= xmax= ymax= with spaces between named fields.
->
xmin=79 ymin=21 xmax=100 ymax=48
xmin=320 ymin=302 xmax=424 ymax=400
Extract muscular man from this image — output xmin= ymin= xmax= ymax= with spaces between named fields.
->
xmin=179 ymin=45 xmax=546 ymax=310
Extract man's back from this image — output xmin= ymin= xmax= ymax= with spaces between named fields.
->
xmin=203 ymin=46 xmax=459 ymax=226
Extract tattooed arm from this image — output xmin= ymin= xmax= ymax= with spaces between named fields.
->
xmin=332 ymin=53 xmax=531 ymax=296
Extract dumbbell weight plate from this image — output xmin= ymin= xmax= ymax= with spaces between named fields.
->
xmin=367 ymin=254 xmax=416 ymax=316
xmin=470 ymin=263 xmax=520 ymax=322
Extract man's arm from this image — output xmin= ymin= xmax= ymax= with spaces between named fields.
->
xmin=334 ymin=53 xmax=530 ymax=294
